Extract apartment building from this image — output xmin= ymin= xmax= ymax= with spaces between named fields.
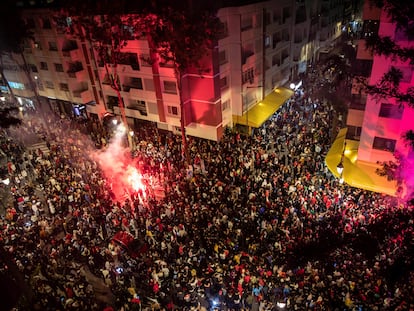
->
xmin=336 ymin=0 xmax=414 ymax=195
xmin=2 ymin=0 xmax=348 ymax=141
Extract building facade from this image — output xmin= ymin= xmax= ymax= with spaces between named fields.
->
xmin=342 ymin=0 xmax=414 ymax=195
xmin=2 ymin=0 xmax=349 ymax=141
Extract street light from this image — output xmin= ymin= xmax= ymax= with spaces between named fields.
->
xmin=336 ymin=141 xmax=347 ymax=184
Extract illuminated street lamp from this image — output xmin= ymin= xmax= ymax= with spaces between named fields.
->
xmin=336 ymin=161 xmax=344 ymax=175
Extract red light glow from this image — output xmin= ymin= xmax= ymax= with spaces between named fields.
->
xmin=126 ymin=165 xmax=145 ymax=194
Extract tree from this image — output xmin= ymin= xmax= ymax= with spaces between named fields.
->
xmin=142 ymin=2 xmax=223 ymax=158
xmin=361 ymin=0 xmax=414 ymax=201
xmin=54 ymin=5 xmax=141 ymax=131
xmin=55 ymin=0 xmax=223 ymax=157
xmin=362 ymin=0 xmax=414 ymax=107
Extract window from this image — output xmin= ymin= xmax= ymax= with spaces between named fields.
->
xmin=127 ymin=100 xmax=147 ymax=116
xmin=241 ymin=44 xmax=254 ymax=65
xmin=219 ymin=50 xmax=227 ymax=65
xmin=395 ymin=28 xmax=414 ymax=41
xmin=34 ymin=41 xmax=42 ymax=50
xmin=273 ymin=9 xmax=281 ymax=24
xmin=9 ymin=81 xmax=25 ymax=90
xmin=361 ymin=20 xmax=379 ymax=39
xmin=379 ymin=103 xmax=404 ymax=119
xmin=48 ymin=41 xmax=58 ymax=51
xmin=264 ymin=12 xmax=271 ymax=26
xmin=272 ymin=54 xmax=281 ymax=67
xmin=373 ymin=137 xmax=396 ymax=152
xmin=54 ymin=63 xmax=64 ymax=72
xmin=220 ymin=76 xmax=228 ymax=89
xmin=28 ymin=63 xmax=38 ymax=72
xmin=282 ymin=7 xmax=291 ymax=23
xmin=167 ymin=105 xmax=179 ymax=116
xmin=40 ymin=62 xmax=48 ymax=70
xmin=272 ymin=32 xmax=281 ymax=48
xmin=281 ymin=48 xmax=289 ymax=63
xmin=242 ymin=68 xmax=254 ymax=84
xmin=106 ymin=95 xmax=120 ymax=110
xmin=118 ymin=52 xmax=139 ymax=70
xmin=45 ymin=81 xmax=54 ymax=89
xmin=241 ymin=16 xmax=253 ymax=31
xmin=346 ymin=126 xmax=362 ymax=140
xmin=218 ymin=21 xmax=229 ymax=39
xmin=163 ymin=81 xmax=177 ymax=94
xmin=140 ymin=54 xmax=152 ymax=67
xmin=59 ymin=83 xmax=69 ymax=91
xmin=26 ymin=18 xmax=35 ymax=29
xmin=123 ymin=77 xmax=143 ymax=91
xmin=222 ymin=99 xmax=230 ymax=111
xmin=36 ymin=80 xmax=44 ymax=91
xmin=42 ymin=17 xmax=51 ymax=29
xmin=295 ymin=5 xmax=307 ymax=24
xmin=282 ymin=29 xmax=290 ymax=41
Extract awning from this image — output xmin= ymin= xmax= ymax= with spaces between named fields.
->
xmin=325 ymin=128 xmax=398 ymax=196
xmin=233 ymin=87 xmax=294 ymax=128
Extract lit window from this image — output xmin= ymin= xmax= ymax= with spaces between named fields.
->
xmin=9 ymin=81 xmax=25 ymax=90
xmin=219 ymin=50 xmax=227 ymax=65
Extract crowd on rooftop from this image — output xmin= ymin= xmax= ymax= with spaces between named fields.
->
xmin=0 ymin=68 xmax=413 ymax=311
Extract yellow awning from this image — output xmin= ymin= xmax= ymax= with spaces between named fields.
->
xmin=325 ymin=128 xmax=398 ymax=196
xmin=233 ymin=87 xmax=294 ymax=128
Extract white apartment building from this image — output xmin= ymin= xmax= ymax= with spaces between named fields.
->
xmin=1 ymin=0 xmax=348 ymax=141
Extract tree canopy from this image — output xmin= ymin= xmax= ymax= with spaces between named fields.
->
xmin=364 ymin=0 xmax=414 ymax=200
xmin=363 ymin=1 xmax=414 ymax=107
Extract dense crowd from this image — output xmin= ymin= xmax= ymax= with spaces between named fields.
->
xmin=0 ymin=81 xmax=413 ymax=311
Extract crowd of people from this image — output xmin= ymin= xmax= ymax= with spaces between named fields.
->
xmin=0 ymin=77 xmax=413 ymax=311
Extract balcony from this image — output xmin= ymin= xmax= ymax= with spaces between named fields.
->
xmin=67 ymin=61 xmax=85 ymax=80
xmin=62 ymin=49 xmax=81 ymax=61
xmin=67 ymin=69 xmax=87 ymax=81
xmin=128 ymin=88 xmax=155 ymax=99
xmin=73 ymin=89 xmax=94 ymax=104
